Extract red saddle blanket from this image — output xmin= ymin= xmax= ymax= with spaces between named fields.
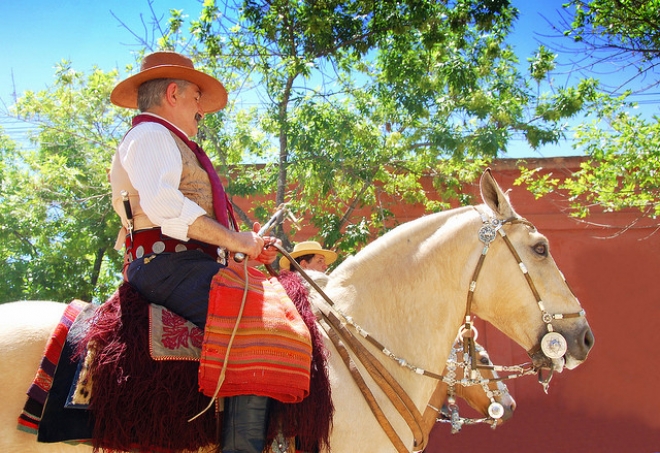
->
xmin=17 ymin=299 xmax=88 ymax=435
xmin=199 ymin=261 xmax=313 ymax=403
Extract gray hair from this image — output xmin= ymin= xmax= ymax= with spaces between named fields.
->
xmin=137 ymin=78 xmax=189 ymax=111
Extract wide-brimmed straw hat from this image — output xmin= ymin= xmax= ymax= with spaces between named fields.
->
xmin=279 ymin=241 xmax=338 ymax=270
xmin=110 ymin=51 xmax=227 ymax=113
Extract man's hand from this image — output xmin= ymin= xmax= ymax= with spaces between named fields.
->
xmin=252 ymin=222 xmax=281 ymax=265
xmin=232 ymin=228 xmax=264 ymax=260
xmin=187 ymin=216 xmax=280 ymax=262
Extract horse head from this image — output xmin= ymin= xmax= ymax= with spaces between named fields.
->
xmin=472 ymin=169 xmax=595 ymax=373
xmin=298 ymin=168 xmax=595 ymax=451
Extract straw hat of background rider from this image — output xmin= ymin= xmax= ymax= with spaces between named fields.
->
xmin=110 ymin=51 xmax=228 ymax=113
xmin=279 ymin=241 xmax=338 ymax=272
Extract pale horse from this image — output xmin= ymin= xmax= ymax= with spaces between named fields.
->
xmin=0 ymin=272 xmax=514 ymax=453
xmin=0 ymin=169 xmax=592 ymax=452
xmin=308 ymin=168 xmax=593 ymax=451
xmin=0 ymin=304 xmax=513 ymax=453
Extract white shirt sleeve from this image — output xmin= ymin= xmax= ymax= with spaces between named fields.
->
xmin=117 ymin=122 xmax=207 ymax=241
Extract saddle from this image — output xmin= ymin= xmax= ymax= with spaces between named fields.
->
xmin=19 ymin=270 xmax=333 ymax=453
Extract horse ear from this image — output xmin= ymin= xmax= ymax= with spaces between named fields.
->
xmin=480 ymin=168 xmax=516 ymax=218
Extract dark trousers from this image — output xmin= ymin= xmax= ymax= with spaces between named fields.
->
xmin=127 ymin=250 xmax=270 ymax=453
xmin=127 ymin=250 xmax=221 ymax=328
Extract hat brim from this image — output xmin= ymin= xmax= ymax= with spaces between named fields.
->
xmin=110 ymin=65 xmax=227 ymax=113
xmin=279 ymin=249 xmax=338 ymax=270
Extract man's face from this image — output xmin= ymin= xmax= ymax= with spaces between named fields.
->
xmin=301 ymin=254 xmax=328 ymax=272
xmin=173 ymin=82 xmax=204 ymax=137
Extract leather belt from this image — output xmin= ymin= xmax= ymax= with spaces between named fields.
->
xmin=124 ymin=228 xmax=226 ymax=263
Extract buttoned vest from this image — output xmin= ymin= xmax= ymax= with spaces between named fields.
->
xmin=110 ymin=130 xmax=216 ymax=249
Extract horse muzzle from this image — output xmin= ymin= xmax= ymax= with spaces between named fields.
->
xmin=529 ymin=323 xmax=595 ymax=372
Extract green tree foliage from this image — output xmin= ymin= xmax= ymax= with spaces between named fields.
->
xmin=0 ymin=62 xmax=128 ymax=303
xmin=1 ymin=0 xmax=603 ymax=302
xmin=165 ymin=0 xmax=592 ymax=257
xmin=565 ymin=0 xmax=660 ymax=79
xmin=518 ymin=1 xmax=660 ymax=227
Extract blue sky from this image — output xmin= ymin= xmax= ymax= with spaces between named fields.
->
xmin=1 ymin=0 xmax=204 ymax=100
xmin=0 ymin=0 xmax=654 ymax=157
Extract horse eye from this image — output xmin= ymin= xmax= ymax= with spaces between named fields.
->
xmin=533 ymin=242 xmax=548 ymax=257
xmin=479 ymin=355 xmax=490 ymax=365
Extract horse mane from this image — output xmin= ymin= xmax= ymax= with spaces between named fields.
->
xmin=317 ymin=205 xmax=485 ymax=376
xmin=330 ymin=205 xmax=477 ymax=283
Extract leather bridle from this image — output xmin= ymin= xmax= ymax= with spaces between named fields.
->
xmin=460 ymin=209 xmax=587 ymax=392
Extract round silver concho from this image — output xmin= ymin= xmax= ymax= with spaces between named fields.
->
xmin=541 ymin=331 xmax=568 ymax=359
xmin=175 ymin=244 xmax=188 ymax=253
xmin=217 ymin=247 xmax=227 ymax=265
xmin=488 ymin=402 xmax=505 ymax=419
xmin=152 ymin=241 xmax=166 ymax=254
xmin=478 ymin=225 xmax=498 ymax=244
xmin=135 ymin=245 xmax=145 ymax=259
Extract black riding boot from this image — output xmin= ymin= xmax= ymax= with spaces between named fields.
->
xmin=221 ymin=395 xmax=271 ymax=453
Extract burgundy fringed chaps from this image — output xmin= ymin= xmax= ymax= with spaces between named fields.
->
xmin=76 ymin=284 xmax=217 ymax=453
xmin=74 ymin=277 xmax=333 ymax=452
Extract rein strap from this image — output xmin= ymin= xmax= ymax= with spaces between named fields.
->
xmin=277 ymin=244 xmax=429 ymax=452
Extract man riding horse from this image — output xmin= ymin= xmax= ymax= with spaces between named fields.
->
xmin=109 ymin=51 xmax=281 ymax=453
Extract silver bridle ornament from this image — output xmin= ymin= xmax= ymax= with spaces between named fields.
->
xmin=437 ymin=339 xmax=508 ymax=433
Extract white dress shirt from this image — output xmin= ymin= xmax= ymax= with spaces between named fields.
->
xmin=117 ymin=113 xmax=207 ymax=241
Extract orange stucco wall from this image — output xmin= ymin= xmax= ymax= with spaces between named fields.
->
xmin=235 ymin=157 xmax=660 ymax=452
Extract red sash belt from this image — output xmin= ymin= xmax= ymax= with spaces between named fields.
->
xmin=125 ymin=228 xmax=222 ymax=262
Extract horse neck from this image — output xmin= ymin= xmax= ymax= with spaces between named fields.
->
xmin=325 ymin=206 xmax=482 ymax=401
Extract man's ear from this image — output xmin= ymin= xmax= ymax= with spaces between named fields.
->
xmin=164 ymin=82 xmax=179 ymax=106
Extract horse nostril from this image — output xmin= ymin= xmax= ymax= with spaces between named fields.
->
xmin=583 ymin=327 xmax=595 ymax=351
xmin=501 ymin=401 xmax=516 ymax=421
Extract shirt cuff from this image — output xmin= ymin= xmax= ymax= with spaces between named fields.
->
xmin=160 ymin=199 xmax=207 ymax=241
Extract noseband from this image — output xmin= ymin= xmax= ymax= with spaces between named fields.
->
xmin=460 ymin=209 xmax=587 ymax=391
